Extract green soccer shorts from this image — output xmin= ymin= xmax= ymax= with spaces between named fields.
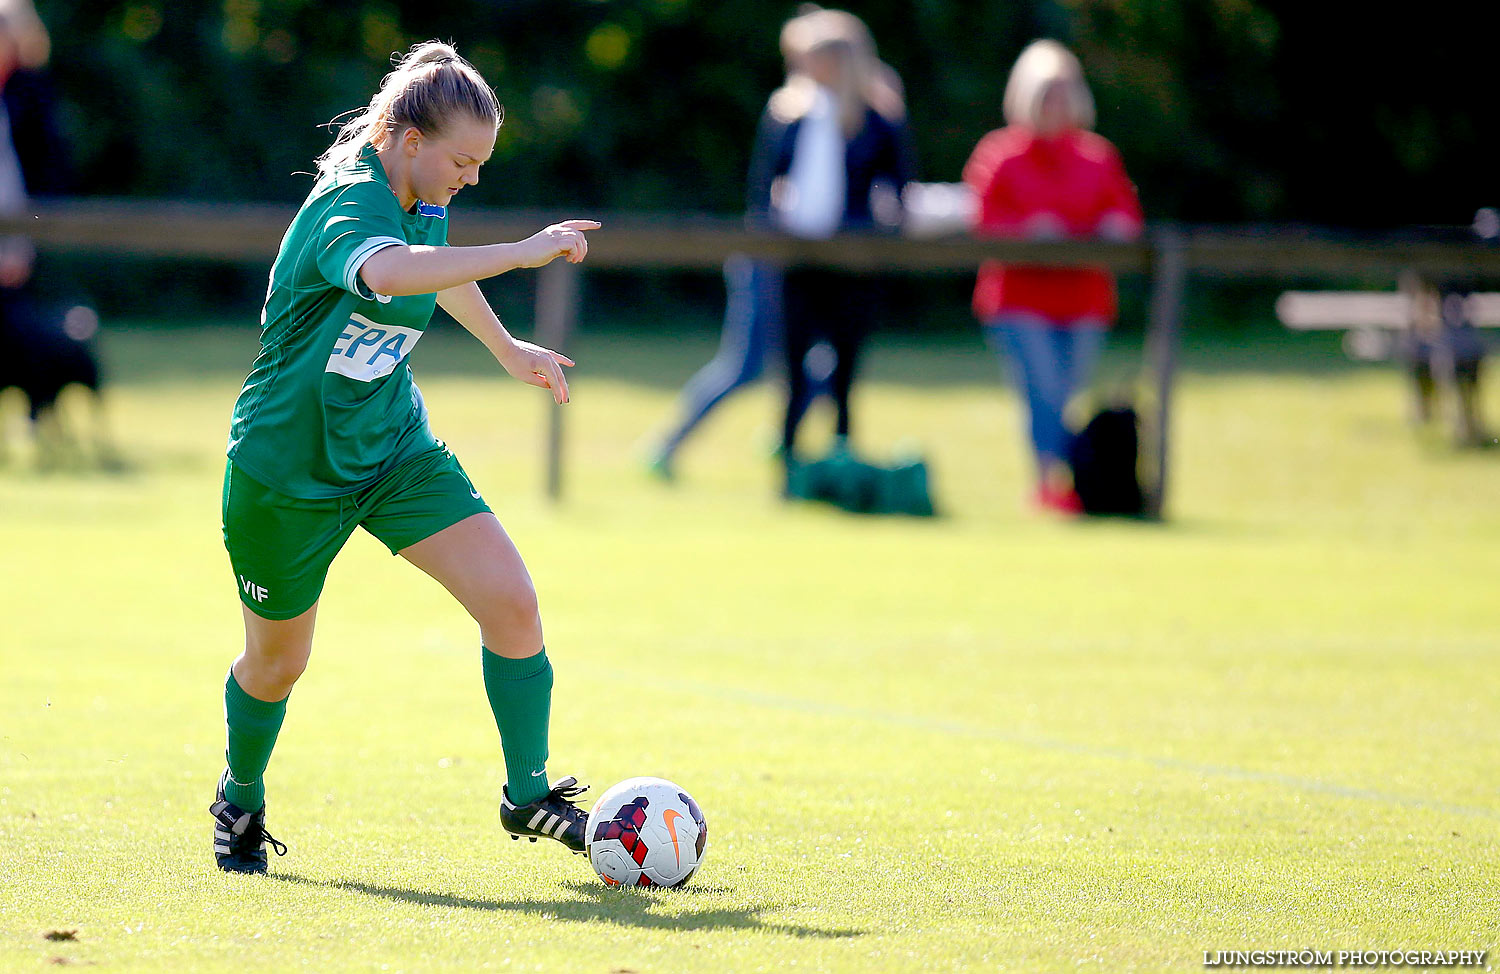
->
xmin=222 ymin=443 xmax=492 ymax=620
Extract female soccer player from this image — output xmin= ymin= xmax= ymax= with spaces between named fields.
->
xmin=210 ymin=41 xmax=597 ymax=873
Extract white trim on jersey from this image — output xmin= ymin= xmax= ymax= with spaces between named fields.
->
xmin=343 ymin=235 xmax=406 ymax=302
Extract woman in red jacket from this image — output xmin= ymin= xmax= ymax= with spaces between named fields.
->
xmin=963 ymin=40 xmax=1142 ymax=513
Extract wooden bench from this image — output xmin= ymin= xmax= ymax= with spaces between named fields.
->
xmin=1276 ymin=289 xmax=1499 ymax=444
xmin=1275 ymin=290 xmax=1500 ymax=360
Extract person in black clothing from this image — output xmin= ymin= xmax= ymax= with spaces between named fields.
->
xmin=1398 ymin=270 xmax=1491 ymax=447
xmin=642 ymin=8 xmax=820 ymax=482
xmin=0 ymin=4 xmax=108 ymax=468
xmin=2 ymin=64 xmax=70 ymax=198
xmin=0 ymin=1 xmax=67 ymax=207
xmin=747 ymin=14 xmax=914 ymax=472
xmin=0 ymin=0 xmax=69 ymax=198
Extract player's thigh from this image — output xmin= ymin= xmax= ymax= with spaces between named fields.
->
xmin=396 ymin=512 xmax=537 ymax=621
xmin=222 ymin=460 xmax=354 ymax=623
xmin=358 ymin=446 xmax=531 ymax=617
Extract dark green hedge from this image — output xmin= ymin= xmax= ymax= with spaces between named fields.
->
xmin=34 ymin=0 xmax=1499 ymax=226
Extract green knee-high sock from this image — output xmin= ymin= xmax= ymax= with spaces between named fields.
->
xmin=222 ymin=669 xmax=288 ymax=812
xmin=482 ymin=646 xmax=553 ymax=806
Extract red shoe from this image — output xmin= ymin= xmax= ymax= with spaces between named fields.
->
xmin=1034 ymin=483 xmax=1084 ymax=516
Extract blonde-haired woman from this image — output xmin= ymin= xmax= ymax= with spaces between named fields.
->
xmin=212 ymin=41 xmax=598 ymax=873
xmin=644 ymin=6 xmax=824 ymax=480
xmin=963 ymin=40 xmax=1142 ymax=514
xmin=752 ymin=10 xmax=914 ymax=473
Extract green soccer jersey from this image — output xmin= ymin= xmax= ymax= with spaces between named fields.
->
xmin=227 ymin=145 xmax=449 ymax=498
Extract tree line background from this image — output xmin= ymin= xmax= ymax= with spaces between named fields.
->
xmin=32 ymin=0 xmax=1498 ymax=228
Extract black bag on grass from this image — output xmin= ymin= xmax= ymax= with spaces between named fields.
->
xmin=1069 ymin=405 xmax=1145 ymax=517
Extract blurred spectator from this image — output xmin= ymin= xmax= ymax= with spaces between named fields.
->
xmin=0 ymin=2 xmax=110 ymax=469
xmin=963 ymin=39 xmax=1141 ymax=514
xmin=751 ymin=9 xmax=914 ymax=476
xmin=1399 ymin=270 xmax=1490 ymax=447
xmin=644 ymin=9 xmax=818 ymax=481
xmin=0 ymin=6 xmax=32 ymax=282
xmin=0 ymin=0 xmax=66 ymax=197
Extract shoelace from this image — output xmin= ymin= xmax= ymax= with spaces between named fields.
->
xmin=262 ymin=828 xmax=288 ymax=857
xmin=547 ymin=777 xmax=590 ymax=803
xmin=545 ymin=779 xmax=591 ymax=831
xmin=242 ymin=817 xmax=288 ymax=857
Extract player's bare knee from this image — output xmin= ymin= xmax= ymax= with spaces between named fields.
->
xmin=232 ymin=646 xmax=307 ymax=701
xmin=269 ymin=653 xmax=310 ymax=689
xmin=249 ymin=653 xmax=307 ymax=693
xmin=471 ymin=575 xmax=541 ymax=644
xmin=486 ymin=576 xmax=540 ymax=631
xmin=242 ymin=631 xmax=310 ymax=679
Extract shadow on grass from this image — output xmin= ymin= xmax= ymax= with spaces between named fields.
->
xmin=266 ymin=873 xmax=865 ymax=939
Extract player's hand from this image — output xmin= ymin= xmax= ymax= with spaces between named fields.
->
xmin=510 ymin=220 xmax=600 ymax=269
xmin=498 ymin=339 xmax=575 ymax=404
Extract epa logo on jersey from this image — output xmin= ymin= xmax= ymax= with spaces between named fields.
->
xmin=326 ymin=313 xmax=424 ymax=382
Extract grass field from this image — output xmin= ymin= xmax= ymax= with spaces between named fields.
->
xmin=3 ymin=318 xmax=1498 ymax=972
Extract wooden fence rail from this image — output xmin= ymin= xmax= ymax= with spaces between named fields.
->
xmin=8 ymin=199 xmax=1500 ymax=515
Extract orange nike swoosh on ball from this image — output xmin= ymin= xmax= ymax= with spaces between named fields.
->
xmin=662 ymin=809 xmax=683 ymax=865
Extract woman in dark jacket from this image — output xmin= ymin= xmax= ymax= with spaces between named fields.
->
xmin=748 ymin=20 xmax=914 ymax=473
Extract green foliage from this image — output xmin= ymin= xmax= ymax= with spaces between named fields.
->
xmin=31 ymin=0 xmax=1500 ymax=223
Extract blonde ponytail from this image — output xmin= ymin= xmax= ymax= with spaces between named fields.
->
xmin=316 ymin=40 xmax=501 ymax=176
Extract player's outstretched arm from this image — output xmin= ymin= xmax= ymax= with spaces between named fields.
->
xmin=361 ymin=220 xmax=600 ymax=297
xmin=437 ymin=281 xmax=574 ymax=404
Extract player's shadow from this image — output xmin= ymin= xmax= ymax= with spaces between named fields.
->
xmin=267 ymin=873 xmax=864 ymax=939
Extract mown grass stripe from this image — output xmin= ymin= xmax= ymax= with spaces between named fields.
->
xmin=599 ymin=670 xmax=1500 ymax=821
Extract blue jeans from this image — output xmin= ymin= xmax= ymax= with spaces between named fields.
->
xmin=658 ymin=256 xmax=827 ymax=460
xmin=983 ymin=315 xmax=1106 ymax=469
xmin=657 ymin=256 xmax=781 ymax=459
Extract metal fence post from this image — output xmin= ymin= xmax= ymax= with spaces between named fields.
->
xmin=1143 ymin=227 xmax=1186 ymax=520
xmin=534 ymin=260 xmax=580 ymax=501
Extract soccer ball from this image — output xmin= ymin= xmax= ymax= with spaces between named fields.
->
xmin=585 ymin=777 xmax=707 ymax=888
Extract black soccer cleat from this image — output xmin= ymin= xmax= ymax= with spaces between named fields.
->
xmin=209 ymin=774 xmax=287 ymax=875
xmin=500 ymin=776 xmax=590 ymax=853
